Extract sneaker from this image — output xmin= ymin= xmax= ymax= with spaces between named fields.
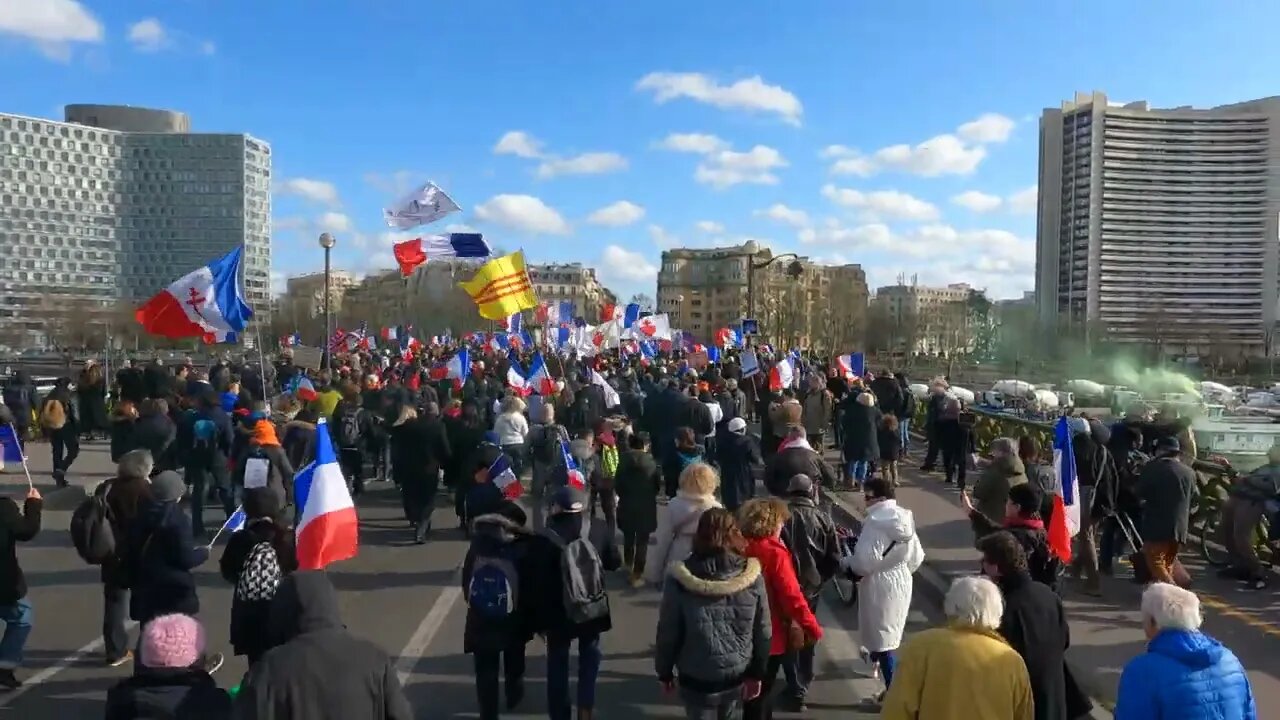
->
xmin=0 ymin=669 xmax=21 ymax=690
xmin=202 ymin=652 xmax=225 ymax=675
xmin=107 ymin=650 xmax=134 ymax=668
xmin=1241 ymin=576 xmax=1270 ymax=591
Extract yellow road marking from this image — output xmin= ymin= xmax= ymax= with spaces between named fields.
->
xmin=1197 ymin=592 xmax=1280 ymax=639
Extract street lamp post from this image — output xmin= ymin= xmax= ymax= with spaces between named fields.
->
xmin=740 ymin=240 xmax=803 ymax=341
xmin=319 ymin=232 xmax=337 ymax=372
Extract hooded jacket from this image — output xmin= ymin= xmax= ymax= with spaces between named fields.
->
xmin=461 ymin=512 xmax=533 ymax=653
xmin=235 ymin=571 xmax=413 ymax=720
xmin=655 ymin=552 xmax=770 ymax=693
xmin=848 ymin=499 xmax=925 ymax=652
xmin=645 ymin=492 xmax=721 ymax=585
xmin=996 ymin=571 xmax=1092 ymax=720
xmin=781 ymin=495 xmax=841 ymax=598
xmin=232 ymin=420 xmax=295 ymax=506
xmin=1114 ymin=629 xmax=1256 ymax=720
xmin=105 ymin=667 xmax=232 ymax=720
xmin=614 ymin=449 xmax=662 ymax=535
xmin=973 ymin=455 xmax=1028 ymax=525
xmin=128 ymin=497 xmax=209 ymax=623
xmin=525 ymin=513 xmax=613 ymax=640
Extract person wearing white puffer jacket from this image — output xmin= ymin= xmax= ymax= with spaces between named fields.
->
xmin=845 ymin=477 xmax=925 ymax=708
xmin=644 ymin=463 xmax=722 ymax=586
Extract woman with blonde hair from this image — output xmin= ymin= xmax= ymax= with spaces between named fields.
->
xmin=644 ymin=463 xmax=722 ymax=585
xmin=494 ymin=395 xmax=530 ymax=479
xmin=739 ymin=498 xmax=823 ymax=720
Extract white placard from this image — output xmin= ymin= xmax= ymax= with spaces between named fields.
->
xmin=244 ymin=457 xmax=270 ymax=489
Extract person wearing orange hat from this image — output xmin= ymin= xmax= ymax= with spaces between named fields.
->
xmin=232 ymin=407 xmax=295 ymax=510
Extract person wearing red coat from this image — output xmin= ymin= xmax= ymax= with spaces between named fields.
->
xmin=739 ymin=498 xmax=823 ymax=720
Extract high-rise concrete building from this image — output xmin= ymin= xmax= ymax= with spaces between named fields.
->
xmin=657 ymin=242 xmax=869 ymax=349
xmin=0 ymin=104 xmax=271 ymax=348
xmin=1036 ymin=91 xmax=1280 ymax=356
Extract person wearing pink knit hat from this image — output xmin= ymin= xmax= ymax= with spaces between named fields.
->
xmin=104 ymin=614 xmax=231 ymax=718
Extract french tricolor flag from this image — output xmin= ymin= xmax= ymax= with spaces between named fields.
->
xmin=381 ymin=326 xmax=398 ymax=342
xmin=561 ymin=439 xmax=587 ymax=491
xmin=293 ymin=419 xmax=359 ymax=570
xmin=835 ymin=352 xmax=864 ymax=379
xmin=769 ymin=357 xmax=795 ymax=392
xmin=527 ymin=352 xmax=556 ymax=395
xmin=1050 ymin=416 xmax=1079 ymax=564
xmin=489 ymin=454 xmax=523 ymax=499
xmin=503 ymin=313 xmax=523 ymax=335
xmin=392 ymin=233 xmax=492 ymax=276
xmin=506 ymin=351 xmax=531 ymax=396
xmin=429 ymin=349 xmax=470 ymax=389
xmin=134 ymin=246 xmax=253 ymax=344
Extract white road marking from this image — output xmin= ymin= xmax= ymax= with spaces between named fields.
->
xmin=395 ymin=585 xmax=462 ymax=687
xmin=0 ymin=621 xmax=138 ymax=708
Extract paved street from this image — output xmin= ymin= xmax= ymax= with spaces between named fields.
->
xmin=1 ymin=441 xmax=901 ymax=718
xmin=822 ymin=453 xmax=1280 ymax=714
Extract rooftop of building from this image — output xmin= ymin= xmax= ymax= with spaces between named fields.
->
xmin=1055 ymin=91 xmax=1280 ymax=115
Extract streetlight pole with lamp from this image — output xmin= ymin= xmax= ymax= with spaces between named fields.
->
xmin=740 ymin=240 xmax=804 ymax=343
xmin=319 ymin=232 xmax=336 ymax=372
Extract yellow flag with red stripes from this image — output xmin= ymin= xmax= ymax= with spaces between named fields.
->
xmin=459 ymin=250 xmax=539 ymax=321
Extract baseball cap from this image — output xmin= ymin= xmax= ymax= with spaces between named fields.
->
xmin=727 ymin=417 xmax=747 ymax=434
xmin=549 ymin=486 xmax=586 ymax=514
xmin=1154 ymin=436 xmax=1181 ymax=454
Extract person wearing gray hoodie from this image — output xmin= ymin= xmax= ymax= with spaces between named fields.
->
xmin=656 ymin=507 xmax=770 ymax=719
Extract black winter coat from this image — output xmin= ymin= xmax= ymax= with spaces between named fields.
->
xmin=654 ymin=552 xmax=770 ymax=694
xmin=716 ymin=431 xmax=762 ymax=511
xmin=781 ymin=496 xmax=841 ymax=597
xmin=220 ymin=519 xmax=298 ymax=661
xmin=840 ymin=399 xmax=881 ymax=462
xmin=614 ymin=449 xmax=662 ymax=535
xmin=235 ymin=571 xmax=413 ymax=720
xmin=0 ymin=498 xmax=40 ymax=605
xmin=132 ymin=413 xmax=178 ymax=475
xmin=525 ymin=514 xmax=612 ymax=641
xmin=105 ymin=667 xmax=232 ymax=720
xmin=127 ymin=498 xmax=209 ymax=623
xmin=996 ymin=572 xmax=1092 ymax=720
xmin=462 ymin=513 xmax=534 ymax=653
xmin=764 ymin=446 xmax=836 ymax=497
xmin=389 ymin=413 xmax=450 ymax=498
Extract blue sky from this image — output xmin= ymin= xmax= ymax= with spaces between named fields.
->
xmin=3 ymin=1 xmax=1277 ymax=301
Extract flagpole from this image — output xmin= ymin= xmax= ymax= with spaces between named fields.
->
xmin=8 ymin=422 xmax=33 ymax=490
xmin=205 ymin=504 xmax=244 ymax=549
xmin=254 ymin=324 xmax=269 ymax=401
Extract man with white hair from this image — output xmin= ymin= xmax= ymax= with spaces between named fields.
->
xmin=1115 ymin=583 xmax=1256 ymax=719
xmin=880 ymin=576 xmax=1032 ymax=719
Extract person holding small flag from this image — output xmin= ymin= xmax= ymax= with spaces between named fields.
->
xmin=0 ymin=483 xmax=40 ymax=690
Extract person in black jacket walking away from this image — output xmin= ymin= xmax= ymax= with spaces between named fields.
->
xmin=389 ymin=403 xmax=451 ymax=543
xmin=0 ymin=485 xmax=40 ymax=689
xmin=463 ymin=501 xmax=534 ymax=719
xmin=234 ymin=571 xmax=413 ymax=720
xmin=716 ymin=418 xmax=762 ymax=512
xmin=894 ymin=373 xmax=915 ymax=457
xmin=878 ymin=415 xmax=903 ymax=486
xmin=333 ymin=382 xmax=372 ymax=497
xmin=177 ymin=391 xmax=234 ymax=539
xmin=779 ymin=474 xmax=841 ymax=710
xmin=133 ymin=399 xmax=178 ymax=477
xmin=614 ymin=432 xmax=663 ymax=587
xmin=104 ymin=613 xmax=231 ymax=720
xmin=526 ymin=487 xmax=612 ymax=720
xmin=655 ymin=508 xmax=770 ymax=719
xmin=40 ymin=378 xmax=78 ymax=487
xmin=218 ymin=488 xmax=297 ymax=666
xmin=979 ymin=532 xmax=1092 ymax=720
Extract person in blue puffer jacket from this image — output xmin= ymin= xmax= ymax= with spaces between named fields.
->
xmin=1115 ymin=582 xmax=1256 ymax=720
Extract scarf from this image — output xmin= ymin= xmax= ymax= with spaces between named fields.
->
xmin=778 ymin=436 xmax=813 ymax=453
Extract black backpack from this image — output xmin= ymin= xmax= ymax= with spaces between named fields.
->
xmin=2 ymin=385 xmax=29 ymax=411
xmin=335 ymin=404 xmax=362 ymax=449
xmin=70 ymin=493 xmax=116 ymax=565
xmin=533 ymin=424 xmax=567 ymax=465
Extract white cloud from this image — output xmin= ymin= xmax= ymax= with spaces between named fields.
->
xmin=637 ymin=72 xmax=803 ymax=125
xmin=536 ymin=152 xmax=628 ymax=179
xmin=363 ymin=170 xmax=416 ymax=196
xmin=277 ymin=178 xmax=340 ymax=206
xmin=695 ymin=145 xmax=787 ymax=188
xmin=821 ymin=184 xmax=939 ymax=221
xmin=273 ymin=217 xmax=308 ymax=232
xmin=474 ymin=194 xmax=571 ymax=235
xmin=316 ymin=211 xmax=351 ymax=234
xmin=754 ymin=204 xmax=810 ymax=228
xmin=269 ymin=271 xmax=287 ymax=296
xmin=951 ymin=190 xmax=1003 ymax=213
xmin=695 ymin=220 xmax=724 ymax=234
xmin=199 ymin=40 xmax=216 ymax=55
xmin=957 ymin=113 xmax=1015 ymax=144
xmin=493 ymin=131 xmax=545 ymax=159
xmin=126 ymin=18 xmax=166 ymax=52
xmin=586 ymin=200 xmax=645 ymax=227
xmin=0 ymin=0 xmax=103 ymax=60
xmin=649 ymin=224 xmax=678 ymax=249
xmin=824 ymin=112 xmax=1014 ymax=178
xmin=1007 ymin=185 xmax=1038 ymax=214
xmin=601 ymin=245 xmax=658 ymax=282
xmin=653 ymin=133 xmax=728 ymax=154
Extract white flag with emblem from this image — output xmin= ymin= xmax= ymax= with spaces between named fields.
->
xmin=383 ymin=181 xmax=461 ymax=230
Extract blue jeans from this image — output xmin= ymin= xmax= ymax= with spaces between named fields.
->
xmin=898 ymin=418 xmax=911 ymax=453
xmin=546 ymin=633 xmax=602 ymax=720
xmin=847 ymin=460 xmax=870 ymax=482
xmin=870 ymin=649 xmax=897 ymax=687
xmin=0 ymin=600 xmax=33 ymax=669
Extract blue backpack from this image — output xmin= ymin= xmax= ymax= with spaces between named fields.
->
xmin=467 ymin=553 xmax=519 ymax=620
xmin=192 ymin=418 xmax=218 ymax=455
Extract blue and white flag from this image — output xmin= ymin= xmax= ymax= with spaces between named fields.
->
xmin=222 ymin=507 xmax=248 ymax=534
xmin=383 ymin=181 xmax=461 ymax=230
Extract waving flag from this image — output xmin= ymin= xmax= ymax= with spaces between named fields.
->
xmin=0 ymin=424 xmax=25 ymax=463
xmin=622 ymin=303 xmax=642 ymax=330
xmin=134 ymin=246 xmax=253 ymax=344
xmin=383 ymin=180 xmax=461 ymax=230
xmin=1051 ymin=416 xmax=1079 ymax=563
xmin=768 ymin=357 xmax=795 ymax=391
xmin=631 ymin=313 xmax=672 ymax=340
xmin=393 ymin=233 xmax=492 ymax=276
xmin=561 ymin=439 xmax=587 ymax=491
xmin=506 ymin=351 xmax=531 ymax=395
xmin=527 ymin=352 xmax=556 ymax=395
xmin=589 ymin=369 xmax=620 ymax=409
xmin=459 ymin=251 xmax=539 ymax=321
xmin=503 ymin=313 xmax=523 ymax=335
xmin=380 ymin=326 xmax=398 ymax=342
xmin=835 ymin=352 xmax=865 ymax=379
xmin=488 ymin=454 xmax=523 ymax=499
xmin=429 ymin=349 xmax=470 ymax=388
xmin=294 ymin=419 xmax=359 ymax=570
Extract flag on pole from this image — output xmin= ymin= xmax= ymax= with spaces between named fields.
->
xmin=488 ymin=454 xmax=523 ymax=499
xmin=561 ymin=440 xmax=587 ymax=491
xmin=392 ymin=233 xmax=492 ymax=276
xmin=134 ymin=246 xmax=254 ymax=344
xmin=293 ymin=419 xmax=359 ymax=570
xmin=459 ymin=251 xmax=539 ymax=321
xmin=1050 ymin=416 xmax=1079 ymax=564
xmin=526 ymin=352 xmax=556 ymax=395
xmin=383 ymin=181 xmax=461 ymax=230
xmin=835 ymin=352 xmax=865 ymax=379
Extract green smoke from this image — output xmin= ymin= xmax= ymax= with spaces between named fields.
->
xmin=1109 ymin=357 xmax=1199 ymax=399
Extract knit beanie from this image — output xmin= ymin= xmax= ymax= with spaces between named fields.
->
xmin=139 ymin=614 xmax=205 ymax=669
